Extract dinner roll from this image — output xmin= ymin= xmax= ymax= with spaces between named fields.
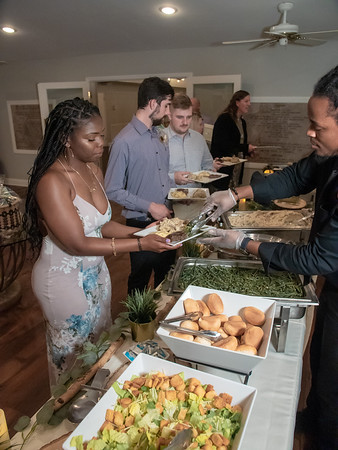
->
xmin=236 ymin=344 xmax=257 ymax=356
xmin=206 ymin=293 xmax=224 ymax=314
xmin=229 ymin=315 xmax=242 ymax=322
xmin=243 ymin=306 xmax=266 ymax=326
xmin=241 ymin=326 xmax=264 ymax=349
xmin=183 ymin=298 xmax=200 ymax=314
xmin=198 ymin=316 xmax=221 ymax=331
xmin=169 ymin=331 xmax=194 ymax=341
xmin=213 ymin=336 xmax=238 ymax=351
xmin=196 ymin=300 xmax=211 ymax=316
xmin=194 ymin=336 xmax=212 ymax=346
xmin=223 ymin=320 xmax=246 ymax=337
xmin=180 ymin=320 xmax=199 ymax=331
xmin=214 ymin=314 xmax=228 ymax=324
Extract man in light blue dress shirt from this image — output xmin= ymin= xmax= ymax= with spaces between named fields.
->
xmin=105 ymin=77 xmax=176 ymax=293
xmin=164 ymin=94 xmax=222 ymax=188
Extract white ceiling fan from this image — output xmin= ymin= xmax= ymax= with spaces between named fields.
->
xmin=222 ymin=2 xmax=338 ymax=49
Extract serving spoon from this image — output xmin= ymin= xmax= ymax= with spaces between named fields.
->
xmin=67 ymin=368 xmax=110 ymax=423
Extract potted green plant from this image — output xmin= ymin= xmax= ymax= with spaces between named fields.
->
xmin=121 ymin=288 xmax=161 ymax=341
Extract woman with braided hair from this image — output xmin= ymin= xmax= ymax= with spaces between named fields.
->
xmin=25 ymin=98 xmax=178 ymax=388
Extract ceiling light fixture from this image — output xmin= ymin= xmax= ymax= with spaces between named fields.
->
xmin=2 ymin=26 xmax=16 ymax=33
xmin=160 ymin=6 xmax=177 ymax=15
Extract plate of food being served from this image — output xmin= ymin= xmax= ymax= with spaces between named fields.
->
xmin=134 ymin=217 xmax=213 ymax=246
xmin=187 ymin=170 xmax=228 ymax=184
xmin=216 ymin=156 xmax=247 ymax=166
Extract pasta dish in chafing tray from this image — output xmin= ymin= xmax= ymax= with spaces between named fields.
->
xmin=228 ymin=210 xmax=313 ymax=229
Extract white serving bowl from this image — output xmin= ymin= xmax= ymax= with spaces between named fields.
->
xmin=63 ymin=354 xmax=257 ymax=450
xmin=157 ymin=285 xmax=276 ymax=374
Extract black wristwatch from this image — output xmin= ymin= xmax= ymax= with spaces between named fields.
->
xmin=239 ymin=237 xmax=253 ymax=255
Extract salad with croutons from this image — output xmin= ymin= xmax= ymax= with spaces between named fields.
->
xmin=70 ymin=371 xmax=242 ymax=449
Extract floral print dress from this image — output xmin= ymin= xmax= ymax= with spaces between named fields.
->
xmin=32 ymin=194 xmax=112 ymax=388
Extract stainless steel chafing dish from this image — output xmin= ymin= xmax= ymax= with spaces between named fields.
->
xmin=167 ymin=257 xmax=318 ymax=352
xmin=221 ymin=210 xmax=313 ymax=243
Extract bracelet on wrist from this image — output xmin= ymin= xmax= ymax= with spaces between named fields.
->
xmin=137 ymin=237 xmax=143 ymax=252
xmin=111 ymin=237 xmax=117 ymax=256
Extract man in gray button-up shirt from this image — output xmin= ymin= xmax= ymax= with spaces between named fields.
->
xmin=105 ymin=77 xmax=176 ymax=293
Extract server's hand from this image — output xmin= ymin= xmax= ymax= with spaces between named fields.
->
xmin=200 ymin=189 xmax=237 ymax=222
xmin=198 ymin=228 xmax=246 ymax=250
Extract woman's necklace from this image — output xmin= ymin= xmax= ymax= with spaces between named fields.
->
xmin=57 ymin=157 xmax=97 ymax=193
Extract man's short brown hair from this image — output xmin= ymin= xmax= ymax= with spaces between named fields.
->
xmin=171 ymin=93 xmax=192 ymax=110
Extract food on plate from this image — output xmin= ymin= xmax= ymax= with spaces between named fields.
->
xmin=70 ymin=371 xmax=243 ymax=449
xmin=241 ymin=326 xmax=264 ymax=349
xmin=243 ymin=306 xmax=266 ymax=326
xmin=228 ymin=210 xmax=313 ymax=228
xmin=166 ymin=230 xmax=188 ymax=243
xmin=155 ymin=217 xmax=187 ymax=237
xmin=236 ymin=344 xmax=258 ymax=355
xmin=171 ymin=188 xmax=189 ymax=199
xmin=206 ymin=293 xmax=224 ymax=314
xmin=167 ymin=294 xmax=267 ymax=355
xmin=219 ymin=156 xmax=241 ymax=163
xmin=192 ymin=188 xmax=207 ymax=198
xmin=178 ymin=265 xmax=305 ymax=298
xmin=189 ymin=171 xmax=222 ymax=181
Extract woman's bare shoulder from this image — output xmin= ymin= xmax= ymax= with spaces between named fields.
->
xmin=37 ymin=162 xmax=73 ymax=196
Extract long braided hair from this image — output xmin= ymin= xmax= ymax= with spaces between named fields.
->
xmin=25 ymin=97 xmax=101 ymax=253
xmin=221 ymin=90 xmax=250 ymax=121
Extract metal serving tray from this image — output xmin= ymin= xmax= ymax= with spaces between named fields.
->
xmin=222 ymin=210 xmax=312 ymax=243
xmin=167 ymin=257 xmax=318 ymax=319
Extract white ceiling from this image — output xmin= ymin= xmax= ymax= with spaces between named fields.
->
xmin=0 ymin=0 xmax=337 ymax=63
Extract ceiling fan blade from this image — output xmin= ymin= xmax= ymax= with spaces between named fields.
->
xmin=300 ymin=29 xmax=338 ymax=36
xmin=250 ymin=39 xmax=278 ymax=50
xmin=221 ymin=38 xmax=271 ymax=45
xmin=291 ymin=37 xmax=326 ymax=47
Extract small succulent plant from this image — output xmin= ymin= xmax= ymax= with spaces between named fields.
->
xmin=121 ymin=288 xmax=161 ymax=324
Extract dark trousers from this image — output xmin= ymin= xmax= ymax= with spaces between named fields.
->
xmin=126 ymin=218 xmax=176 ymax=294
xmin=306 ymin=280 xmax=338 ymax=449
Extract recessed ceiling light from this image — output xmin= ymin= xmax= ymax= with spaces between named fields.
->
xmin=160 ymin=6 xmax=177 ymax=15
xmin=2 ymin=26 xmax=16 ymax=33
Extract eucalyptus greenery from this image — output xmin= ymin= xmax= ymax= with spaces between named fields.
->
xmin=121 ymin=288 xmax=161 ymax=324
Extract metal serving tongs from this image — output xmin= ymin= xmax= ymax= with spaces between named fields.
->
xmin=186 ymin=208 xmax=216 ymax=233
xmin=159 ymin=322 xmax=223 ymax=342
xmin=161 ymin=311 xmax=203 ymax=324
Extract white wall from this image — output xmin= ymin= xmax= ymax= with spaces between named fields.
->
xmin=0 ymin=42 xmax=336 ymax=184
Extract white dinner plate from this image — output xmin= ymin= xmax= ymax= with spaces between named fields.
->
xmin=168 ymin=187 xmax=209 ymax=200
xmin=218 ymin=157 xmax=247 ymax=166
xmin=134 ymin=224 xmax=213 ymax=246
xmin=187 ymin=170 xmax=228 ymax=184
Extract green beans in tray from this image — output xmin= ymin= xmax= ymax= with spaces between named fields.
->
xmin=177 ymin=265 xmax=305 ymax=298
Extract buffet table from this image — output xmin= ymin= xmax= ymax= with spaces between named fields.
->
xmin=10 ymin=291 xmax=308 ymax=450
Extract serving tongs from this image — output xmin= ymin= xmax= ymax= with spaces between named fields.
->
xmin=161 ymin=311 xmax=203 ymax=323
xmin=186 ymin=209 xmax=215 ymax=233
xmin=159 ymin=322 xmax=222 ymax=342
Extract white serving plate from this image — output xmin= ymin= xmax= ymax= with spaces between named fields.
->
xmin=187 ymin=170 xmax=228 ymax=184
xmin=63 ymin=354 xmax=256 ymax=450
xmin=157 ymin=285 xmax=276 ymax=374
xmin=134 ymin=224 xmax=212 ymax=246
xmin=168 ymin=187 xmax=210 ymax=200
xmin=219 ymin=157 xmax=247 ymax=166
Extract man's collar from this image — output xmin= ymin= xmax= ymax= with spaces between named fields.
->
xmin=167 ymin=125 xmax=190 ymax=139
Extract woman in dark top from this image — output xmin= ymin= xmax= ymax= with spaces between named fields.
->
xmin=210 ymin=90 xmax=256 ymax=189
